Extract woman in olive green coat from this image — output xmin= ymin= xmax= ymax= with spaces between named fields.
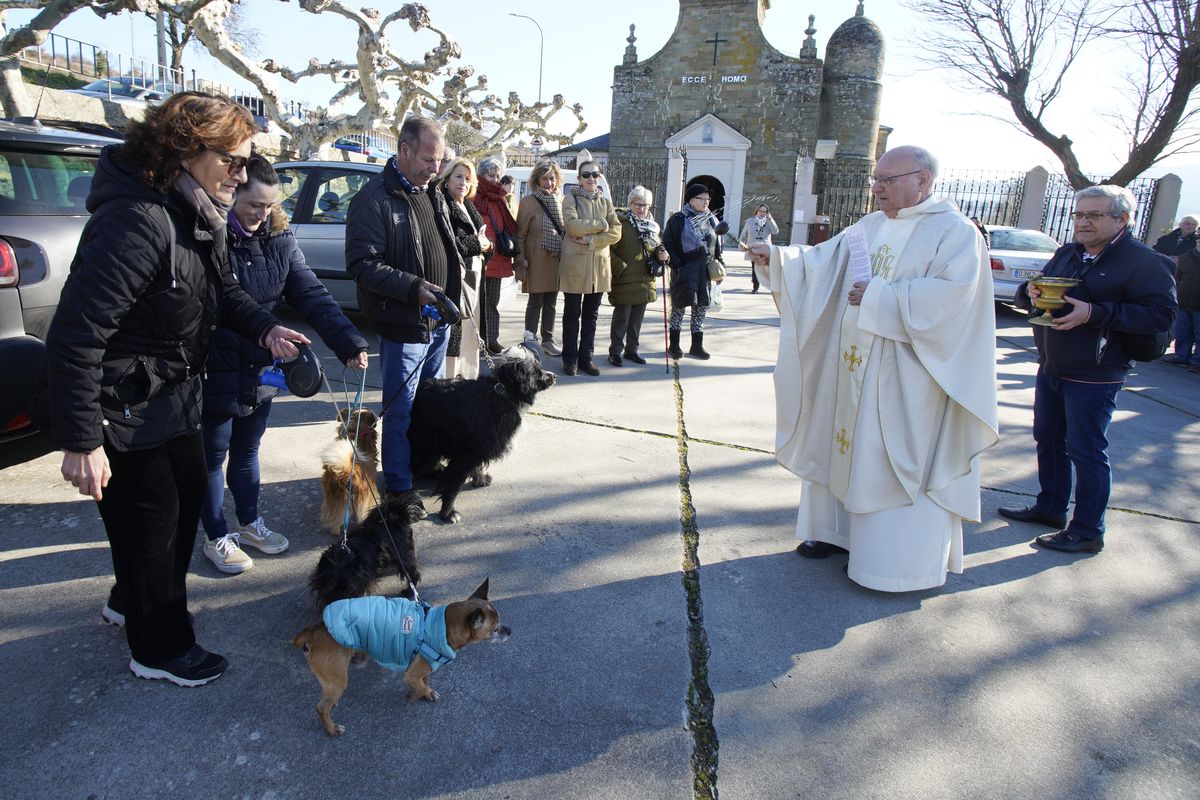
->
xmin=607 ymin=185 xmax=668 ymax=366
xmin=558 ymin=160 xmax=621 ymax=375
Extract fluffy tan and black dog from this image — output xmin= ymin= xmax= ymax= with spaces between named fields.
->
xmin=292 ymin=578 xmax=510 ymax=737
xmin=319 ymin=407 xmax=378 ymax=535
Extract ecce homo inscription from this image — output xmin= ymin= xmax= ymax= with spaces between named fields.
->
xmin=680 ymin=74 xmax=748 ymax=84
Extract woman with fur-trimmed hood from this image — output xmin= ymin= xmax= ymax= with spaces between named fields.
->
xmin=200 ymin=154 xmax=368 ymax=575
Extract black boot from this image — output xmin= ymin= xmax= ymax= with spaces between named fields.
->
xmin=668 ymin=329 xmax=683 ymax=359
xmin=689 ymin=331 xmax=710 ymax=360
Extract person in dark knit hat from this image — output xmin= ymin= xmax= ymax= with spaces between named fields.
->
xmin=661 ymin=183 xmax=724 ymax=359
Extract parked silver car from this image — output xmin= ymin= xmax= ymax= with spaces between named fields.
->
xmin=0 ymin=118 xmax=120 ymax=439
xmin=273 ymin=160 xmax=384 ymax=310
xmin=988 ymin=225 xmax=1061 ymax=302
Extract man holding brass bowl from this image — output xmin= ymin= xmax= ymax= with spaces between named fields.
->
xmin=1001 ymin=185 xmax=1176 ymax=554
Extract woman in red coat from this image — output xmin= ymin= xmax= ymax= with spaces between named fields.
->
xmin=473 ymin=157 xmax=519 ymax=355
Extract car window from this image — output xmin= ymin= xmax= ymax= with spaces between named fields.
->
xmin=0 ymin=150 xmax=99 ymax=214
xmin=310 ymin=170 xmax=372 ymax=225
xmin=275 ymin=167 xmax=310 ymax=221
xmin=991 ymin=229 xmax=1059 ymax=252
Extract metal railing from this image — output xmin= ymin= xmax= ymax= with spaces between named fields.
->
xmin=935 ymin=169 xmax=1026 ymax=228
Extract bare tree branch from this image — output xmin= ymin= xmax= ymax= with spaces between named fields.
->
xmin=905 ymin=0 xmax=1197 ymax=188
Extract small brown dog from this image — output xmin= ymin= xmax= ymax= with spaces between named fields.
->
xmin=320 ymin=407 xmax=378 ymax=535
xmin=291 ymin=579 xmax=510 ymax=737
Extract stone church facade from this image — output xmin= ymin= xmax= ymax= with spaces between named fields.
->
xmin=608 ymin=0 xmax=886 ymax=243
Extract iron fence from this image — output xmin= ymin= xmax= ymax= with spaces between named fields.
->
xmin=1042 ymin=174 xmax=1158 ymax=245
xmin=935 ymin=169 xmax=1025 ymax=227
xmin=606 ymin=155 xmax=669 ymax=224
xmin=814 ymin=160 xmax=876 ymax=235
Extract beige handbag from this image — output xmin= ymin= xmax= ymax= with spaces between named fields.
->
xmin=707 ymin=257 xmax=726 ymax=282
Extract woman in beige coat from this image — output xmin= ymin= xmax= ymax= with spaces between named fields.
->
xmin=559 ymin=160 xmax=621 ymax=375
xmin=515 ymin=160 xmax=565 ymax=356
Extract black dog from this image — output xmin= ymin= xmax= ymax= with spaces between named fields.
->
xmin=408 ymin=357 xmax=556 ymax=523
xmin=309 ymin=494 xmax=421 ymax=608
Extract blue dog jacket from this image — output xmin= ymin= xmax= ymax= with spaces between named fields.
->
xmin=322 ymin=596 xmax=456 ymax=672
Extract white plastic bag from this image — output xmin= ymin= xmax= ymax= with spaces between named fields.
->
xmin=709 ymin=280 xmax=724 ymax=313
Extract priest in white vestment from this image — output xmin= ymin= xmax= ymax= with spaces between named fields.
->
xmin=748 ymin=146 xmax=999 ymax=592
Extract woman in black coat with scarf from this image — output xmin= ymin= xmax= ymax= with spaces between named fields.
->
xmin=662 ymin=183 xmax=723 ymax=360
xmin=44 ymin=93 xmax=309 ymax=687
xmin=199 ymin=154 xmax=368 ymax=575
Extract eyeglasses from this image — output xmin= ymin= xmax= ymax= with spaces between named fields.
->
xmin=210 ymin=147 xmax=251 ymax=174
xmin=870 ymin=170 xmax=922 ymax=187
xmin=579 ymin=171 xmax=601 ymax=179
xmin=1070 ymin=211 xmax=1119 ymax=222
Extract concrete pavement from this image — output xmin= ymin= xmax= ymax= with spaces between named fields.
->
xmin=1 ymin=251 xmax=1198 ymax=799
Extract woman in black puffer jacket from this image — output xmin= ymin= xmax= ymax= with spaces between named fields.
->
xmin=200 ymin=155 xmax=368 ymax=574
xmin=44 ymin=93 xmax=309 ymax=687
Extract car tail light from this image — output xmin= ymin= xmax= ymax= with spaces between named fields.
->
xmin=1 ymin=412 xmax=32 ymax=434
xmin=990 ymin=257 xmax=1004 ymax=271
xmin=0 ymin=239 xmax=16 ymax=287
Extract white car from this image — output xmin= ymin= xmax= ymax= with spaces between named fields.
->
xmin=988 ymin=225 xmax=1061 ymax=302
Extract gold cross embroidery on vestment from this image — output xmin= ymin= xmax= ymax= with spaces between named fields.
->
xmin=835 ymin=428 xmax=850 ymax=455
xmin=843 ymin=345 xmax=862 ymax=372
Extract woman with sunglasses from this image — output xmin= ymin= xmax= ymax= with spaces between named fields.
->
xmin=44 ymin=92 xmax=308 ymax=687
xmin=559 ymin=160 xmax=622 ymax=375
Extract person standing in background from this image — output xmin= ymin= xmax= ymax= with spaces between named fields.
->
xmin=739 ymin=203 xmax=778 ymax=293
xmin=515 ymin=160 xmax=565 ymax=356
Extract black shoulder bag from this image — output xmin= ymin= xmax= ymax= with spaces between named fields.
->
xmin=486 ymin=208 xmax=520 ymax=258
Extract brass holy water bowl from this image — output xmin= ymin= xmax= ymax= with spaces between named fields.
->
xmin=1028 ymin=277 xmax=1080 ymax=326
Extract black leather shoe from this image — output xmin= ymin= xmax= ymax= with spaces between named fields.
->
xmin=607 ymin=353 xmax=623 ymax=367
xmin=563 ymin=362 xmax=577 ymax=376
xmin=1034 ymin=530 xmax=1104 ymax=554
xmin=998 ymin=505 xmax=1068 ymax=529
xmin=578 ymin=360 xmax=601 ymax=376
xmin=623 ymin=350 xmax=647 ymax=364
xmin=795 ymin=540 xmax=849 ymax=559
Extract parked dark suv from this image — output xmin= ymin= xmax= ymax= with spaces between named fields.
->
xmin=0 ymin=118 xmax=120 ymax=439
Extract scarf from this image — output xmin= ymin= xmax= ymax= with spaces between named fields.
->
xmin=227 ymin=209 xmax=253 ymax=241
xmin=533 ymin=187 xmax=564 ymax=255
xmin=627 ymin=210 xmax=660 ymax=243
xmin=174 ymin=170 xmax=230 ymax=253
xmin=682 ymin=203 xmax=716 ymax=255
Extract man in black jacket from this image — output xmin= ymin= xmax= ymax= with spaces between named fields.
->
xmin=1152 ymin=214 xmax=1198 ymax=257
xmin=1000 ymin=185 xmax=1176 ymax=554
xmin=346 ymin=117 xmax=463 ymax=519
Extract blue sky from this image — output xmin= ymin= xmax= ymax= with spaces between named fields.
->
xmin=16 ymin=0 xmax=1198 ymax=215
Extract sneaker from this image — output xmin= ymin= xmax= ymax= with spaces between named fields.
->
xmin=523 ymin=329 xmax=537 ymax=343
xmin=236 ymin=517 xmax=290 ymax=554
xmin=203 ymin=534 xmax=254 ymax=574
xmin=102 ymin=585 xmax=125 ymax=627
xmin=542 ymin=339 xmax=562 ymax=356
xmin=130 ymin=644 xmax=227 ymax=687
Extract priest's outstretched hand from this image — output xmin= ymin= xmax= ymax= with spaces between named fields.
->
xmin=748 ymin=242 xmax=771 ymax=265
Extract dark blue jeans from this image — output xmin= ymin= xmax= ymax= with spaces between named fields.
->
xmin=561 ymin=292 xmax=602 ymax=365
xmin=379 ymin=326 xmax=449 ymax=493
xmin=1172 ymin=309 xmax=1200 ymax=365
xmin=1032 ymin=371 xmax=1121 ymax=540
xmin=200 ymin=399 xmax=273 ymax=540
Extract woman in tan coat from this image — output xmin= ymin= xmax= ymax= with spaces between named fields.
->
xmin=514 ymin=160 xmax=565 ymax=356
xmin=559 ymin=160 xmax=621 ymax=375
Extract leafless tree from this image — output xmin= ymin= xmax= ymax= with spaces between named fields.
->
xmin=186 ymin=0 xmax=586 ymax=159
xmin=155 ymin=0 xmax=258 ymax=73
xmin=905 ymin=0 xmax=1199 ymax=188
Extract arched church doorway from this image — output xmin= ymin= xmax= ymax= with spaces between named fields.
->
xmin=687 ymin=175 xmax=726 ymax=220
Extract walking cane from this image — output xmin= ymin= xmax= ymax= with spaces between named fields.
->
xmin=661 ymin=266 xmax=670 ymax=374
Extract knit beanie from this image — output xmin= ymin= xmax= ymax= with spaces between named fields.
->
xmin=685 ymin=183 xmax=710 ymax=202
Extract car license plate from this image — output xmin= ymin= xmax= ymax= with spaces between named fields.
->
xmin=1013 ymin=268 xmax=1043 ymax=279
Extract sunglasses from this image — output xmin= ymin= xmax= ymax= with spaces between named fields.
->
xmin=210 ymin=147 xmax=251 ymax=174
xmin=579 ymin=171 xmax=602 ymax=179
